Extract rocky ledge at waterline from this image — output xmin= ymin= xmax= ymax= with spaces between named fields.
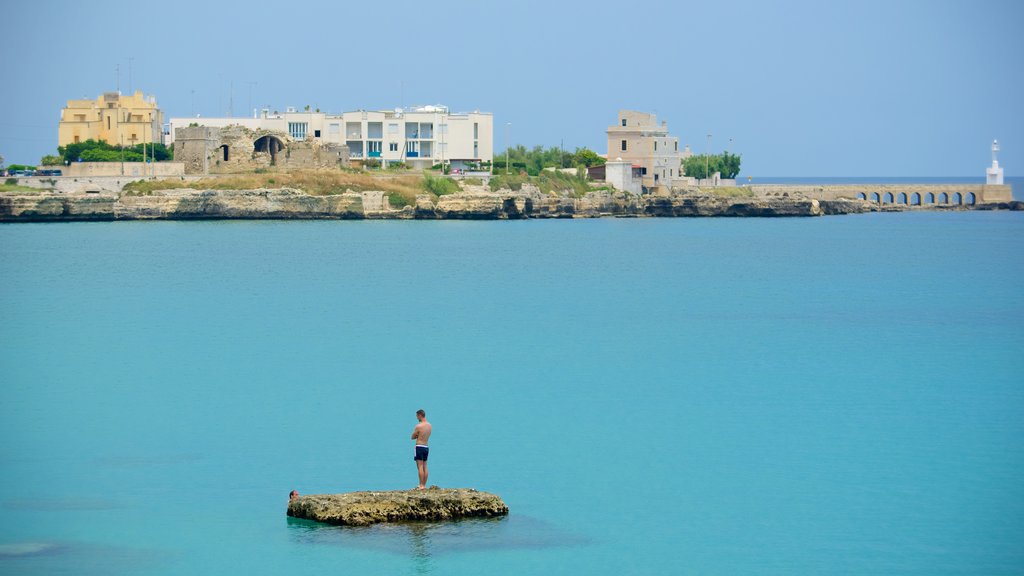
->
xmin=2 ymin=187 xmax=1019 ymax=222
xmin=286 ymin=488 xmax=509 ymax=526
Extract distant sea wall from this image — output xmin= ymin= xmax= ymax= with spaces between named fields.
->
xmin=1 ymin=187 xmax=1019 ymax=222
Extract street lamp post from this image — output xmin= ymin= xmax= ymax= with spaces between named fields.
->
xmin=505 ymin=122 xmax=511 ymax=175
xmin=705 ymin=133 xmax=712 ymax=184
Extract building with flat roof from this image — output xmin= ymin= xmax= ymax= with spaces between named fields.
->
xmin=606 ymin=110 xmax=690 ymax=189
xmin=59 ymin=91 xmax=164 ymax=148
xmin=168 ymin=105 xmax=493 ymax=170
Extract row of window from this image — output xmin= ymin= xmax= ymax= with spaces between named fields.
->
xmin=289 ymin=121 xmax=477 ymax=141
xmin=621 ymin=139 xmax=679 ymax=152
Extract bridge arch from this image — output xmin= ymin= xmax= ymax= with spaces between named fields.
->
xmin=871 ymin=192 xmax=881 ymax=203
xmin=939 ymin=192 xmax=949 ymax=204
xmin=911 ymin=192 xmax=921 ymax=205
xmin=966 ymin=192 xmax=976 ymax=205
xmin=897 ymin=192 xmax=908 ymax=204
xmin=883 ymin=192 xmax=894 ymax=204
xmin=857 ymin=192 xmax=866 ymax=201
xmin=254 ymin=135 xmax=285 ymax=165
xmin=926 ymin=192 xmax=935 ymax=204
xmin=953 ymin=192 xmax=963 ymax=205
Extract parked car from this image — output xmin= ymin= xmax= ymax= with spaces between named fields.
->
xmin=36 ymin=169 xmax=63 ymax=176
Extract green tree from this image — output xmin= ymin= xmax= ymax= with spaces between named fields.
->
xmin=683 ymin=153 xmax=741 ymax=180
xmin=571 ymin=147 xmax=606 ymax=167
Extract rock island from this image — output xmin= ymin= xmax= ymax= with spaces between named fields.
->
xmin=286 ymin=488 xmax=509 ymax=527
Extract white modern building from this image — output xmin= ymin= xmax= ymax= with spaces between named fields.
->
xmin=168 ymin=105 xmax=493 ymax=169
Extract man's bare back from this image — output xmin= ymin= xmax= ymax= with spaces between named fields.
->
xmin=412 ymin=420 xmax=431 ymax=445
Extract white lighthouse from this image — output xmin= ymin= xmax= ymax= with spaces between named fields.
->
xmin=986 ymin=140 xmax=1004 ymax=185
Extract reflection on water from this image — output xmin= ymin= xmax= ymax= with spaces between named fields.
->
xmin=0 ymin=540 xmax=165 ymax=575
xmin=286 ymin=514 xmax=587 ymax=561
xmin=3 ymin=497 xmax=125 ymax=511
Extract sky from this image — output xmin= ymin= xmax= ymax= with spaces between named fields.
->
xmin=2 ymin=0 xmax=1021 ymax=176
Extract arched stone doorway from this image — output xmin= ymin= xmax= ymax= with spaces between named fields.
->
xmin=926 ymin=193 xmax=935 ymax=204
xmin=254 ymin=135 xmax=285 ymax=165
xmin=897 ymin=192 xmax=908 ymax=204
xmin=911 ymin=192 xmax=921 ymax=205
xmin=966 ymin=192 xmax=976 ymax=205
xmin=953 ymin=192 xmax=963 ymax=205
xmin=939 ymin=193 xmax=949 ymax=204
xmin=871 ymin=192 xmax=881 ymax=203
xmin=219 ymin=145 xmax=229 ymax=162
xmin=883 ymin=192 xmax=894 ymax=204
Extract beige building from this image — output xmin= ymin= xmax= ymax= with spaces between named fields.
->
xmin=606 ymin=110 xmax=690 ymax=189
xmin=59 ymin=91 xmax=164 ymax=148
xmin=168 ymin=104 xmax=493 ymax=169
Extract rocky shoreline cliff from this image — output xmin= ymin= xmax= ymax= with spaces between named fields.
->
xmin=1 ymin=188 xmax=1019 ymax=222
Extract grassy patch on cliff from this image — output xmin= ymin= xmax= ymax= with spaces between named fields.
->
xmin=489 ymin=169 xmax=592 ymax=197
xmin=122 ymin=170 xmax=431 ymax=205
xmin=702 ymin=186 xmax=755 ymax=198
xmin=0 ymin=182 xmax=42 ymax=193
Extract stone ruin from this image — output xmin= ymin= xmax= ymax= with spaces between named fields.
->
xmin=173 ymin=125 xmax=349 ymax=175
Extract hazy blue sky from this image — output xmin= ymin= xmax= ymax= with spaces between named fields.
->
xmin=3 ymin=0 xmax=1020 ymax=176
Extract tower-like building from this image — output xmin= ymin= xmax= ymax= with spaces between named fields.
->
xmin=986 ymin=140 xmax=1004 ymax=185
xmin=606 ymin=111 xmax=689 ymax=189
xmin=58 ymin=91 xmax=164 ymax=149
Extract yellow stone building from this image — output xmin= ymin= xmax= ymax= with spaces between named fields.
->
xmin=58 ymin=91 xmax=164 ymax=148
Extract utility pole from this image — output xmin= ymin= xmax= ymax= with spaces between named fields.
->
xmin=705 ymin=133 xmax=712 ymax=183
xmin=247 ymin=81 xmax=257 ymax=118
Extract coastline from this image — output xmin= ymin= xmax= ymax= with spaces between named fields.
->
xmin=1 ymin=187 xmax=1020 ymax=222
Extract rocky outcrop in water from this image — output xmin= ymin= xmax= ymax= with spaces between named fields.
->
xmin=286 ymin=488 xmax=509 ymax=526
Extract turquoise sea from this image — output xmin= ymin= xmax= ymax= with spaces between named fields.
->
xmin=1 ymin=179 xmax=1023 ymax=574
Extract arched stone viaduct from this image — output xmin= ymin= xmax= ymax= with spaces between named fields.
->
xmin=750 ymin=184 xmax=1014 ymax=206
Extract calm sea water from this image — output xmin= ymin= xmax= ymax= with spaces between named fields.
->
xmin=2 ymin=192 xmax=1023 ymax=574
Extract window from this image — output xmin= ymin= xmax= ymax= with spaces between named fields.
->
xmin=473 ymin=122 xmax=478 ymax=139
xmin=641 ymin=167 xmax=647 ymax=175
xmin=107 ymin=117 xmax=111 ymax=129
xmin=621 ymin=140 xmax=627 ymax=151
xmin=314 ymin=130 xmax=321 ymax=138
xmin=474 ymin=142 xmax=478 ymax=157
xmin=654 ymin=141 xmax=657 ymax=151
xmin=368 ymin=141 xmax=382 ymax=157
xmin=74 ymin=114 xmax=86 ymax=122
xmin=288 ymin=122 xmax=308 ymax=139
xmin=389 ymin=142 xmax=398 ymax=152
xmin=621 ymin=118 xmax=627 ymax=126
xmin=74 ymin=135 xmax=80 ymax=143
xmin=674 ymin=141 xmax=678 ymax=151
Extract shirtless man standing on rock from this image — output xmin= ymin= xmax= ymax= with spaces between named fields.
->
xmin=411 ymin=409 xmax=432 ymax=490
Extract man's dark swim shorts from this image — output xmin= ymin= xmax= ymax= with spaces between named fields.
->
xmin=414 ymin=445 xmax=429 ymax=462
